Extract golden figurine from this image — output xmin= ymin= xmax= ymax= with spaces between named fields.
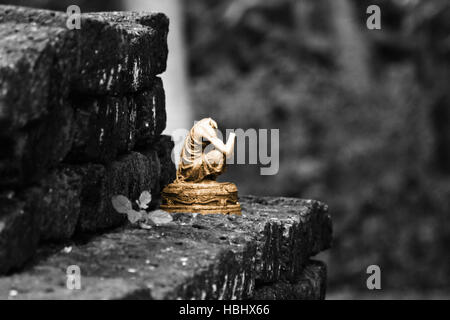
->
xmin=161 ymin=118 xmax=241 ymax=215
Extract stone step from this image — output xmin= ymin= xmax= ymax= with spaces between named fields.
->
xmin=67 ymin=77 xmax=166 ymax=165
xmin=0 ymin=196 xmax=332 ymax=299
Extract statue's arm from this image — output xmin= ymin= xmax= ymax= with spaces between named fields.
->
xmin=211 ymin=134 xmax=236 ymax=157
xmin=201 ymin=128 xmax=236 ymax=157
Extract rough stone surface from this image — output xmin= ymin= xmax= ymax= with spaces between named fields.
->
xmin=0 ymin=99 xmax=74 ymax=189
xmin=67 ymin=78 xmax=166 ymax=164
xmin=38 ymin=168 xmax=84 ymax=242
xmin=0 ymin=138 xmax=174 ymax=274
xmin=0 ymin=18 xmax=74 ymax=187
xmin=134 ymin=78 xmax=167 ymax=148
xmin=243 ymin=196 xmax=332 ymax=283
xmin=0 ymin=6 xmax=168 ymax=131
xmin=0 ymin=196 xmax=332 ymax=299
xmin=0 ymin=6 xmax=168 ymax=96
xmin=0 ymin=190 xmax=41 ymax=274
xmin=146 ymin=134 xmax=176 ymax=192
xmin=0 ymin=6 xmax=168 ymax=188
xmin=76 ymin=151 xmax=159 ymax=233
xmin=252 ymin=260 xmax=327 ymax=300
xmin=0 ymin=21 xmax=65 ymax=130
xmin=0 ymin=76 xmax=165 ymax=187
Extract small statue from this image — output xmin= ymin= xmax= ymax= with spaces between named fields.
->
xmin=161 ymin=118 xmax=241 ymax=215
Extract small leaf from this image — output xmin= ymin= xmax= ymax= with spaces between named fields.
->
xmin=127 ymin=209 xmax=142 ymax=224
xmin=111 ymin=195 xmax=132 ymax=214
xmin=138 ymin=191 xmax=152 ymax=209
xmin=139 ymin=222 xmax=153 ymax=230
xmin=148 ymin=209 xmax=173 ymax=226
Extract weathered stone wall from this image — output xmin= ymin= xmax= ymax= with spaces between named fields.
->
xmin=0 ymin=5 xmax=175 ymax=274
xmin=0 ymin=196 xmax=332 ymax=299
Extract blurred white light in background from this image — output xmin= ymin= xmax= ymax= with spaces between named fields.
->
xmin=122 ymin=0 xmax=192 ymax=166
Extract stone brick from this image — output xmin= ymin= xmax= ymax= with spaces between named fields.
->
xmin=143 ymin=134 xmax=176 ymax=192
xmin=0 ymin=21 xmax=65 ymax=130
xmin=76 ymin=151 xmax=160 ymax=233
xmin=0 ymin=6 xmax=168 ymax=95
xmin=0 ymin=78 xmax=166 ymax=188
xmin=252 ymin=260 xmax=327 ymax=300
xmin=1 ymin=102 xmax=74 ymax=189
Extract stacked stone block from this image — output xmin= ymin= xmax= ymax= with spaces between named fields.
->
xmin=0 ymin=6 xmax=175 ymax=274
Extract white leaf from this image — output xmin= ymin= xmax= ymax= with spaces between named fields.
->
xmin=111 ymin=195 xmax=132 ymax=214
xmin=148 ymin=209 xmax=173 ymax=226
xmin=138 ymin=191 xmax=152 ymax=209
xmin=127 ymin=209 xmax=142 ymax=224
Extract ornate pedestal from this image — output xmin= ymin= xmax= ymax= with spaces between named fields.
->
xmin=160 ymin=181 xmax=241 ymax=215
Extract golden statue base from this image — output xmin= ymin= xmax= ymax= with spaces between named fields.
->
xmin=160 ymin=181 xmax=242 ymax=215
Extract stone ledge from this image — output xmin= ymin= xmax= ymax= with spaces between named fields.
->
xmin=0 ymin=196 xmax=332 ymax=299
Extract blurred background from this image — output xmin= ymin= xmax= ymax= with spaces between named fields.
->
xmin=1 ymin=0 xmax=449 ymax=299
